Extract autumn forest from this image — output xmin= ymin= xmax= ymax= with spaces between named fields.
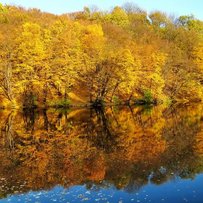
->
xmin=0 ymin=3 xmax=203 ymax=109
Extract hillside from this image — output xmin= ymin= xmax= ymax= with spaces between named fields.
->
xmin=0 ymin=3 xmax=203 ymax=108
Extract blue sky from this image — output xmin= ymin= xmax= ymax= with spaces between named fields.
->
xmin=1 ymin=0 xmax=203 ymax=20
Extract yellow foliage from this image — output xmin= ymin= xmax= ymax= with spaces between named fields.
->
xmin=0 ymin=5 xmax=202 ymax=107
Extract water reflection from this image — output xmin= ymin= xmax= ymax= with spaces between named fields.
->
xmin=0 ymin=104 xmax=203 ymax=202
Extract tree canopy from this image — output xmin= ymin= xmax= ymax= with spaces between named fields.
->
xmin=0 ymin=4 xmax=203 ymax=108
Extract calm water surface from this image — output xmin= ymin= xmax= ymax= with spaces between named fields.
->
xmin=0 ymin=104 xmax=203 ymax=203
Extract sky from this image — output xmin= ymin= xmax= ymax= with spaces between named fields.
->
xmin=1 ymin=0 xmax=203 ymax=20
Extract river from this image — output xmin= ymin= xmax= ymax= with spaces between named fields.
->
xmin=0 ymin=104 xmax=203 ymax=202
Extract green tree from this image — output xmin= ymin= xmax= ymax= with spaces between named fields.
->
xmin=105 ymin=6 xmax=129 ymax=27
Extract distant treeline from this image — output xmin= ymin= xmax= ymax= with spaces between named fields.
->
xmin=0 ymin=3 xmax=203 ymax=108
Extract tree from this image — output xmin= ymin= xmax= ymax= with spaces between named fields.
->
xmin=78 ymin=23 xmax=106 ymax=103
xmin=149 ymin=11 xmax=170 ymax=28
xmin=48 ymin=20 xmax=81 ymax=105
xmin=105 ymin=6 xmax=129 ymax=27
xmin=12 ymin=22 xmax=46 ymax=107
xmin=0 ymin=29 xmax=17 ymax=107
xmin=193 ymin=41 xmax=203 ymax=72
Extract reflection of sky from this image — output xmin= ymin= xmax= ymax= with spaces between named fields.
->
xmin=0 ymin=174 xmax=203 ymax=203
xmin=0 ymin=0 xmax=203 ymax=20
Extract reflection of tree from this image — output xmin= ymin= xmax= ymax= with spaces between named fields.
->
xmin=22 ymin=108 xmax=37 ymax=132
xmin=1 ymin=111 xmax=15 ymax=150
xmin=83 ymin=108 xmax=118 ymax=153
xmin=0 ymin=105 xmax=203 ymax=198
